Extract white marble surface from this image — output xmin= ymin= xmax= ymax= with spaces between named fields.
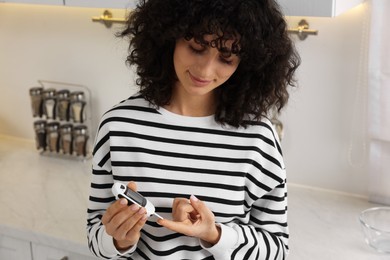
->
xmin=0 ymin=136 xmax=93 ymax=256
xmin=287 ymin=184 xmax=389 ymax=260
xmin=0 ymin=136 xmax=389 ymax=259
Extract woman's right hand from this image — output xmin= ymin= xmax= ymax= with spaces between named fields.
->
xmin=101 ymin=182 xmax=148 ymax=250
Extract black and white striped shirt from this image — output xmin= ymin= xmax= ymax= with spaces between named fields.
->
xmin=87 ymin=95 xmax=288 ymax=260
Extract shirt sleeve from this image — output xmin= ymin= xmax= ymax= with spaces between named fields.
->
xmin=200 ymin=121 xmax=289 ymax=259
xmin=86 ymin=119 xmax=137 ymax=259
xmin=200 ymin=181 xmax=289 ymax=260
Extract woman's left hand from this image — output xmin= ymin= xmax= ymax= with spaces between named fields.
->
xmin=157 ymin=195 xmax=221 ymax=245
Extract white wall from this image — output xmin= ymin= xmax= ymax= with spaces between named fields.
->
xmin=0 ymin=4 xmax=137 ymax=139
xmin=0 ymin=3 xmax=368 ymax=195
xmin=282 ymin=4 xmax=368 ymax=195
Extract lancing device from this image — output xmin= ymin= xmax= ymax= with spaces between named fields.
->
xmin=112 ymin=182 xmax=163 ymax=219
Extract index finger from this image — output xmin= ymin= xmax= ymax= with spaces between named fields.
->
xmin=102 ymin=198 xmax=129 ymax=225
xmin=157 ymin=218 xmax=195 ymax=237
xmin=127 ymin=181 xmax=137 ymax=192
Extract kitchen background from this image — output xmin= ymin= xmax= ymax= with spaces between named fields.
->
xmin=0 ymin=2 xmax=368 ymax=196
xmin=4 ymin=2 xmax=390 ymax=259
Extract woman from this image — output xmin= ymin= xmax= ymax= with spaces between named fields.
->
xmin=87 ymin=0 xmax=300 ymax=259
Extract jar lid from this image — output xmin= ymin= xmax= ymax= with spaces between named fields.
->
xmin=33 ymin=120 xmax=47 ymax=130
xmin=70 ymin=91 xmax=85 ymax=101
xmin=42 ymin=88 xmax=56 ymax=98
xmin=57 ymin=89 xmax=70 ymax=99
xmin=46 ymin=122 xmax=60 ymax=131
xmin=60 ymin=124 xmax=73 ymax=133
xmin=29 ymin=87 xmax=44 ymax=96
xmin=73 ymin=125 xmax=88 ymax=135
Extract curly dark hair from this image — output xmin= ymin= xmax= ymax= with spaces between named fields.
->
xmin=119 ymin=0 xmax=300 ymax=127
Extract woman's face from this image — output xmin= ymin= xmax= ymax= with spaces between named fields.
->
xmin=173 ymin=35 xmax=240 ymax=100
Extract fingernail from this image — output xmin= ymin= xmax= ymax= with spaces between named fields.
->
xmin=130 ymin=204 xmax=139 ymax=211
xmin=138 ymin=207 xmax=146 ymax=215
xmin=120 ymin=199 xmax=128 ymax=205
xmin=190 ymin=194 xmax=199 ymax=202
xmin=142 ymin=214 xmax=148 ymax=220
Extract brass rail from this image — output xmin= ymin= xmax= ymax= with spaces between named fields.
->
xmin=92 ymin=11 xmax=318 ymax=40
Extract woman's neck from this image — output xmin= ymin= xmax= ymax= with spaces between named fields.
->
xmin=164 ymin=88 xmax=217 ymax=117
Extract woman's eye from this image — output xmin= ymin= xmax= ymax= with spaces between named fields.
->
xmin=189 ymin=45 xmax=205 ymax=54
xmin=220 ymin=58 xmax=234 ymax=65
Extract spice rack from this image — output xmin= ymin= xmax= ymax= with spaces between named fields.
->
xmin=29 ymin=80 xmax=93 ymax=160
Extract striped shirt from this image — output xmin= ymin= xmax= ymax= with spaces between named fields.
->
xmin=87 ymin=95 xmax=288 ymax=260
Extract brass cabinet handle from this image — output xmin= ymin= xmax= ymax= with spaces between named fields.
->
xmin=287 ymin=19 xmax=319 ymax=40
xmin=91 ymin=10 xmax=126 ymax=28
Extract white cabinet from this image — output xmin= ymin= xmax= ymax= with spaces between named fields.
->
xmin=2 ymin=0 xmax=63 ymax=5
xmin=31 ymin=243 xmax=98 ymax=260
xmin=1 ymin=0 xmax=136 ymax=9
xmin=1 ymin=0 xmax=363 ymax=16
xmin=64 ymin=0 xmax=135 ymax=9
xmin=0 ymin=235 xmax=32 ymax=260
xmin=0 ymin=234 xmax=98 ymax=260
xmin=278 ymin=0 xmax=364 ymax=17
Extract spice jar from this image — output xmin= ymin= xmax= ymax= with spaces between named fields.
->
xmin=70 ymin=91 xmax=86 ymax=123
xmin=73 ymin=125 xmax=88 ymax=157
xmin=29 ymin=87 xmax=44 ymax=117
xmin=60 ymin=124 xmax=73 ymax=155
xmin=57 ymin=89 xmax=70 ymax=121
xmin=42 ymin=88 xmax=57 ymax=120
xmin=46 ymin=122 xmax=60 ymax=153
xmin=33 ymin=120 xmax=47 ymax=151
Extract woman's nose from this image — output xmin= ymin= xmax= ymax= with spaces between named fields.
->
xmin=196 ymin=54 xmax=217 ymax=78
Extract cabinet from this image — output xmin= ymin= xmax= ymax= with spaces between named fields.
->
xmin=1 ymin=0 xmax=363 ymax=17
xmin=32 ymin=243 xmax=98 ymax=260
xmin=278 ymin=0 xmax=363 ymax=17
xmin=1 ymin=0 xmax=135 ymax=8
xmin=2 ymin=0 xmax=63 ymax=5
xmin=0 ymin=235 xmax=32 ymax=260
xmin=0 ymin=234 xmax=98 ymax=260
xmin=64 ymin=0 xmax=135 ymax=9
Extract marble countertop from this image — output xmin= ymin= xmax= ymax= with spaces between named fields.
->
xmin=0 ymin=136 xmax=93 ymax=256
xmin=0 ymin=136 xmax=388 ymax=259
xmin=287 ymin=184 xmax=389 ymax=260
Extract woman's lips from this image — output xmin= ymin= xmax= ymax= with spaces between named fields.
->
xmin=188 ymin=72 xmax=212 ymax=87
